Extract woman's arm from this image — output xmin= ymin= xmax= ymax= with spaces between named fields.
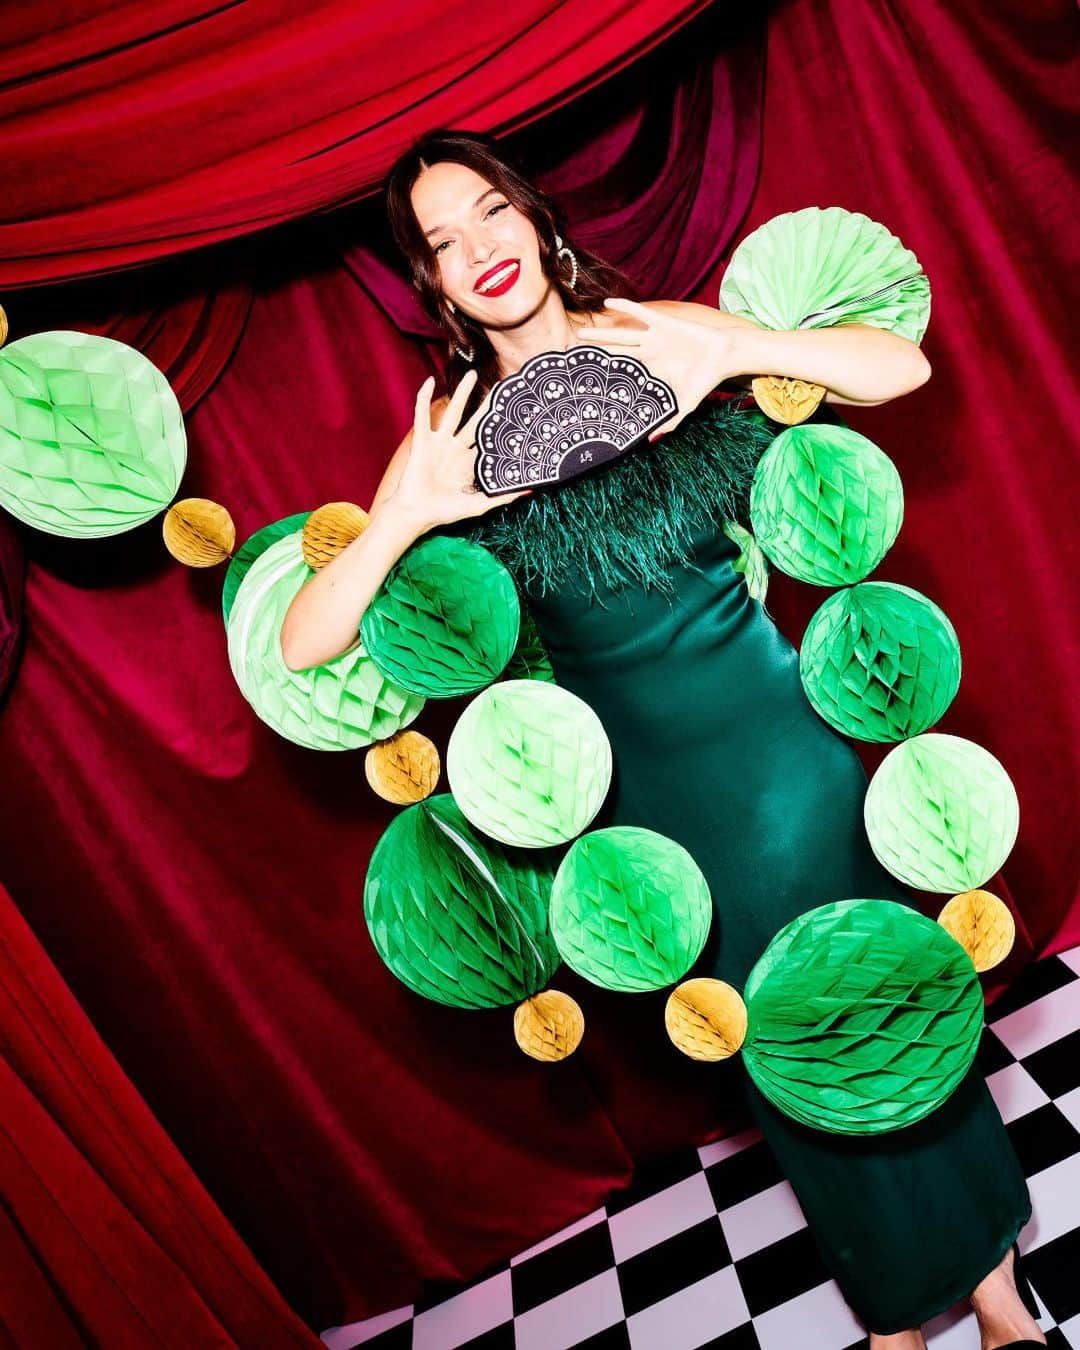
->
xmin=279 ymin=475 xmax=432 ymax=672
xmin=640 ymin=300 xmax=931 ymax=406
xmin=280 ymin=376 xmax=527 ymax=671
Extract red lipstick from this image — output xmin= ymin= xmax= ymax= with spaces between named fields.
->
xmin=473 ymin=260 xmax=521 ymax=296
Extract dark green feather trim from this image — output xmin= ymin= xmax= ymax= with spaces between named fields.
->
xmin=465 ymin=400 xmax=777 ymax=600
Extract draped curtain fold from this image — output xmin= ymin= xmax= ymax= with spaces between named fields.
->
xmin=0 ymin=879 xmax=321 ymax=1348
xmin=0 ymin=0 xmax=1076 ymax=1335
xmin=0 ymin=513 xmax=24 ymax=703
xmin=0 ymin=6 xmax=766 ymax=1328
xmin=0 ymin=0 xmax=714 ymax=282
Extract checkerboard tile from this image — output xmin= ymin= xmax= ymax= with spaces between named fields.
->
xmin=323 ymin=947 xmax=1080 ymax=1350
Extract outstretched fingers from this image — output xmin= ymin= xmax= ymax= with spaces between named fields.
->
xmin=461 ymin=392 xmax=491 ymax=447
xmin=413 ymin=374 xmax=435 ymax=433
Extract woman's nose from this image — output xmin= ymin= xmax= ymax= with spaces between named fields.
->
xmin=465 ymin=231 xmax=495 ymax=264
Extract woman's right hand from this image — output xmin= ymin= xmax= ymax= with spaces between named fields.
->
xmin=388 ymin=369 xmax=531 ymax=531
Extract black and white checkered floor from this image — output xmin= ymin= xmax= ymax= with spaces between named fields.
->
xmin=322 ymin=946 xmax=1080 ymax=1350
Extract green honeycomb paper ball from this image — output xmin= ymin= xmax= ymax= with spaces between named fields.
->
xmin=363 ymin=794 xmax=561 ymax=1009
xmin=0 ymin=331 xmax=187 ymax=538
xmin=719 ymin=207 xmax=931 ymax=343
xmin=446 ymin=679 xmax=612 ymax=847
xmin=743 ymin=898 xmax=984 ymax=1135
xmin=502 ymin=606 xmax=556 ymax=684
xmin=360 ymin=535 xmax=521 ymax=697
xmin=223 ymin=510 xmax=312 ymax=623
xmin=227 ymin=530 xmax=424 ymax=749
xmin=800 ymin=582 xmax=961 ymax=742
xmin=864 ymin=734 xmax=1020 ymax=893
xmin=549 ymin=827 xmax=713 ymax=992
xmin=750 ymin=423 xmax=903 ymax=586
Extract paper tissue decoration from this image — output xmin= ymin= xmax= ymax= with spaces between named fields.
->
xmin=361 ymin=535 xmax=520 ymax=697
xmin=363 ymin=793 xmax=561 ymax=1009
xmin=937 ymin=890 xmax=1016 ymax=973
xmin=163 ymin=498 xmax=236 ymax=567
xmin=0 ymin=331 xmax=186 ymax=537
xmin=301 ymin=501 xmax=370 ymax=570
xmin=741 ymin=899 xmax=983 ymax=1134
xmin=720 ymin=207 xmax=931 ymax=343
xmin=502 ymin=605 xmax=556 ymax=684
xmin=473 ymin=346 xmax=678 ymax=494
xmin=222 ymin=511 xmax=311 ymax=623
xmin=864 ymin=733 xmax=1020 ymax=892
xmin=364 ymin=729 xmax=441 ymax=804
xmin=750 ymin=423 xmax=904 ymax=585
xmin=799 ymin=582 xmax=961 ymax=741
xmin=227 ymin=530 xmax=424 ymax=749
xmin=720 ymin=208 xmax=930 ymax=425
xmin=665 ymin=978 xmax=748 ymax=1061
xmin=723 ymin=520 xmax=770 ymax=604
xmin=749 ymin=376 xmax=827 ymax=427
xmin=549 ymin=826 xmax=713 ymax=992
xmin=447 ymin=679 xmax=612 ymax=846
xmin=514 ymin=990 xmax=586 ymax=1061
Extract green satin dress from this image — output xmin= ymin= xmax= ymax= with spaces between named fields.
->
xmin=469 ymin=399 xmax=1031 ymax=1333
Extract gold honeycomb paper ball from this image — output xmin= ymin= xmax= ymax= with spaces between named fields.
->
xmin=162 ymin=498 xmax=236 ymax=566
xmin=937 ymin=890 xmax=1016 ymax=973
xmin=752 ymin=375 xmax=826 ymax=425
xmin=514 ymin=991 xmax=585 ymax=1062
xmin=0 ymin=303 xmax=8 ymax=348
xmin=665 ymin=978 xmax=748 ymax=1061
xmin=365 ymin=730 xmax=441 ymax=804
xmin=302 ymin=501 xmax=370 ymax=570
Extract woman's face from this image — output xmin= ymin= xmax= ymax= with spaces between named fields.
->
xmin=411 ymin=161 xmax=547 ymax=327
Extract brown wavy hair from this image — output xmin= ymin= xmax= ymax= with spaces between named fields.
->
xmin=384 ymin=128 xmax=638 ymax=416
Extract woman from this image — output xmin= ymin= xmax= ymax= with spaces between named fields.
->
xmin=280 ymin=130 xmax=1043 ymax=1350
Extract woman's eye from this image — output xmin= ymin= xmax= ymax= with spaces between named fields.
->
xmin=433 ymin=204 xmax=509 ymax=256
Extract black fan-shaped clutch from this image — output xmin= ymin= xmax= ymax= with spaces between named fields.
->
xmin=473 ymin=346 xmax=678 ymax=496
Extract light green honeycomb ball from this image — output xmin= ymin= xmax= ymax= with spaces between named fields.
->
xmin=0 ymin=331 xmax=186 ymax=538
xmin=864 ymin=733 xmax=1019 ymax=892
xmin=446 ymin=679 xmax=612 ymax=847
xmin=227 ymin=531 xmax=424 ymax=749
xmin=720 ymin=206 xmax=931 ymax=343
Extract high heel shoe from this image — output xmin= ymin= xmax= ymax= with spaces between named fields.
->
xmin=992 ymin=1240 xmax=1046 ymax=1348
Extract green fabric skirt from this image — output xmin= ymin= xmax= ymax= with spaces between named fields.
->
xmin=522 ymin=514 xmax=1031 ymax=1333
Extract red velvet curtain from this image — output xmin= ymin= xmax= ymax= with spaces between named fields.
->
xmin=0 ymin=0 xmax=713 ymax=282
xmin=0 ymin=7 xmax=766 ymax=1328
xmin=0 ymin=879 xmax=320 ymax=1348
xmin=1 ymin=0 xmax=1077 ymax=1332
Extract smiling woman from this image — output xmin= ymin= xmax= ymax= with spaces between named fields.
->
xmin=278 ymin=130 xmax=1037 ymax=1348
xmin=384 ymin=129 xmax=637 ymax=407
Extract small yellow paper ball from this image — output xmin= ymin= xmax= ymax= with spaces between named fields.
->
xmin=752 ymin=375 xmax=826 ymax=426
xmin=514 ymin=991 xmax=585 ymax=1062
xmin=938 ymin=890 xmax=1016 ymax=972
xmin=162 ymin=498 xmax=236 ymax=567
xmin=365 ymin=730 xmax=440 ymax=805
xmin=665 ymin=978 xmax=748 ymax=1061
xmin=302 ymin=502 xmax=370 ymax=570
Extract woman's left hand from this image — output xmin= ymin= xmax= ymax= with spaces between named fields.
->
xmin=573 ymin=298 xmax=746 ymax=439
